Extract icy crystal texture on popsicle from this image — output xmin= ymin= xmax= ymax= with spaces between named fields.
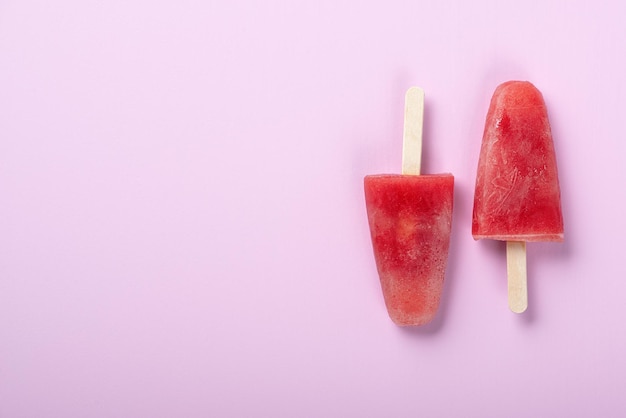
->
xmin=365 ymin=174 xmax=453 ymax=326
xmin=472 ymin=81 xmax=563 ymax=242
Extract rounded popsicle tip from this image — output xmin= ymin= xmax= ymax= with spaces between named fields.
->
xmin=389 ymin=310 xmax=438 ymax=327
xmin=509 ymin=299 xmax=528 ymax=313
xmin=405 ymin=86 xmax=425 ymax=98
xmin=510 ymin=302 xmax=528 ymax=314
xmin=494 ymin=80 xmax=545 ymax=109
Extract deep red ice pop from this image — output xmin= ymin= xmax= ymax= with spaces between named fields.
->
xmin=364 ymin=87 xmax=453 ymax=326
xmin=364 ymin=174 xmax=453 ymax=325
xmin=472 ymin=81 xmax=563 ymax=313
xmin=473 ymin=81 xmax=563 ymax=241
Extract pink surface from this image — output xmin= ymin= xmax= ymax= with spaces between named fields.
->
xmin=0 ymin=1 xmax=624 ymax=417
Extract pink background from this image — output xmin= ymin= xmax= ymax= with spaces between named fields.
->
xmin=1 ymin=1 xmax=624 ymax=417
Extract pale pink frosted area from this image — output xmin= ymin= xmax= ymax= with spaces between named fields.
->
xmin=0 ymin=1 xmax=625 ymax=417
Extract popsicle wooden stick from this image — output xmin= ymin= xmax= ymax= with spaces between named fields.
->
xmin=507 ymin=241 xmax=527 ymax=313
xmin=402 ymin=87 xmax=425 ymax=176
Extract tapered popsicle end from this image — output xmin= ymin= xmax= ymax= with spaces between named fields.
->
xmin=507 ymin=241 xmax=528 ymax=313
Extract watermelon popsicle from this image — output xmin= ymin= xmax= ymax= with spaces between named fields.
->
xmin=472 ymin=81 xmax=563 ymax=313
xmin=364 ymin=88 xmax=454 ymax=326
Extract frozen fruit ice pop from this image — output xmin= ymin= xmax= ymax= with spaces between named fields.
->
xmin=472 ymin=81 xmax=563 ymax=242
xmin=472 ymin=80 xmax=563 ymax=313
xmin=364 ymin=87 xmax=454 ymax=326
xmin=364 ymin=174 xmax=453 ymax=326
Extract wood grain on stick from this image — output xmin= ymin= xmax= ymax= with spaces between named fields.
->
xmin=402 ymin=87 xmax=424 ymax=176
xmin=507 ymin=241 xmax=528 ymax=313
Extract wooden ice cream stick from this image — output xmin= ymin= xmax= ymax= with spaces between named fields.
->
xmin=402 ymin=87 xmax=424 ymax=176
xmin=507 ymin=241 xmax=528 ymax=313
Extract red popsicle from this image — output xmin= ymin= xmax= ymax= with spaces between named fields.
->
xmin=472 ymin=80 xmax=563 ymax=312
xmin=364 ymin=88 xmax=454 ymax=326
